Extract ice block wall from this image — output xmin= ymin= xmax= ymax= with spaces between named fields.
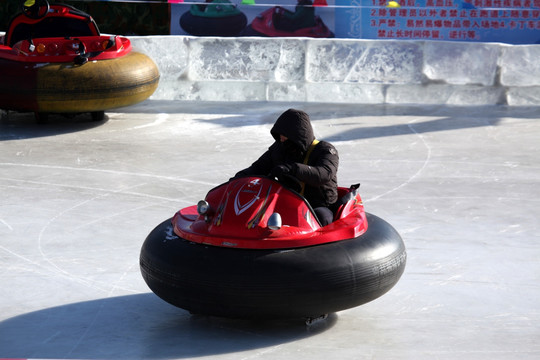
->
xmin=132 ymin=36 xmax=540 ymax=106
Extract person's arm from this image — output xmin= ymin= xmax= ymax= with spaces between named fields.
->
xmin=235 ymin=149 xmax=274 ymax=177
xmin=292 ymin=145 xmax=338 ymax=186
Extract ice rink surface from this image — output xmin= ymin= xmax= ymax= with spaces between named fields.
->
xmin=1 ymin=101 xmax=539 ymax=359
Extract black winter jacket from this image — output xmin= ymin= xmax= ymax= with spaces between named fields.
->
xmin=236 ymin=109 xmax=339 ymax=208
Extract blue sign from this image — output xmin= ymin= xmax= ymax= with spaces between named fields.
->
xmin=19 ymin=0 xmax=537 ymax=43
xmin=335 ymin=0 xmax=540 ymax=44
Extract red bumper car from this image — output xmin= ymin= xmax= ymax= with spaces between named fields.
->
xmin=0 ymin=0 xmax=159 ymax=121
xmin=243 ymin=6 xmax=334 ymax=38
xmin=140 ymin=176 xmax=406 ymax=321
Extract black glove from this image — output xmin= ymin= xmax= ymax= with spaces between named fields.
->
xmin=270 ymin=163 xmax=297 ymax=178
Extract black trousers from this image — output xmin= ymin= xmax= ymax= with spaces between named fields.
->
xmin=314 ymin=206 xmax=334 ymax=227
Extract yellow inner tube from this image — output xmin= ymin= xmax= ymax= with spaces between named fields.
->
xmin=35 ymin=51 xmax=160 ymax=113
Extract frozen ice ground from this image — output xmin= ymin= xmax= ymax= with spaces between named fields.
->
xmin=1 ymin=101 xmax=539 ymax=359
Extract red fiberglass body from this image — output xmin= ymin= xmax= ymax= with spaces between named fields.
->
xmin=0 ymin=2 xmax=131 ymax=63
xmin=249 ymin=7 xmax=334 ymax=38
xmin=172 ymin=176 xmax=367 ymax=249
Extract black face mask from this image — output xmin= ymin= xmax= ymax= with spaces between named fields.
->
xmin=280 ymin=139 xmax=303 ymax=161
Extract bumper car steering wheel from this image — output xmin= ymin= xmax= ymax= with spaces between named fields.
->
xmin=22 ymin=0 xmax=50 ymax=20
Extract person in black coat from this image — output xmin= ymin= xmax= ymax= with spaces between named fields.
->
xmin=235 ymin=108 xmax=339 ymax=226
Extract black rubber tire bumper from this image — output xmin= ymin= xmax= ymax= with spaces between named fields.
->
xmin=180 ymin=12 xmax=247 ymax=36
xmin=140 ymin=212 xmax=406 ymax=319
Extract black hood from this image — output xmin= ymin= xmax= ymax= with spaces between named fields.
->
xmin=270 ymin=109 xmax=315 ymax=153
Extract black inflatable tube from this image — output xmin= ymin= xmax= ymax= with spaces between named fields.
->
xmin=180 ymin=11 xmax=247 ymax=37
xmin=140 ymin=212 xmax=406 ymax=320
xmin=240 ymin=25 xmax=268 ymax=37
